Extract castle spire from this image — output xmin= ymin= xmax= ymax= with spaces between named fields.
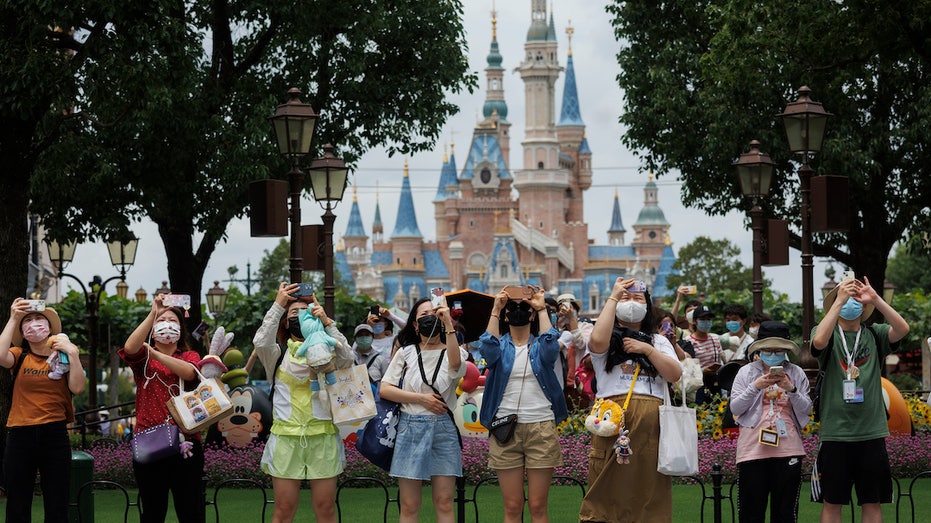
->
xmin=558 ymin=20 xmax=584 ymax=127
xmin=392 ymin=159 xmax=422 ymax=238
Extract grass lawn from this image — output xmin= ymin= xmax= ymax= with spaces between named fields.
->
xmin=6 ymin=480 xmax=931 ymax=521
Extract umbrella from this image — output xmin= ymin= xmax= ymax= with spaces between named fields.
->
xmin=445 ymin=289 xmax=496 ymax=344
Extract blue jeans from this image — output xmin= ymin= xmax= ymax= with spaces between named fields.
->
xmin=4 ymin=421 xmax=71 ymax=523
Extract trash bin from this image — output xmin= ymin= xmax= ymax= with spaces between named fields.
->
xmin=70 ymin=450 xmax=94 ymax=523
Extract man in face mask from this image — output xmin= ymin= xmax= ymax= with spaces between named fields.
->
xmin=811 ymin=274 xmax=909 ymax=522
xmin=721 ymin=304 xmax=754 ymax=362
xmin=686 ymin=305 xmax=725 ymax=404
xmin=352 ymin=323 xmax=388 ymax=385
xmin=367 ymin=305 xmax=407 ymax=355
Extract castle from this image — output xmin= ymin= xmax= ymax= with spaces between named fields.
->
xmin=335 ymin=0 xmax=676 ymax=316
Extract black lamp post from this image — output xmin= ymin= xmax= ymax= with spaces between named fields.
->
xmin=308 ymin=143 xmax=350 ymax=318
xmin=734 ymin=140 xmax=775 ymax=316
xmin=779 ymin=86 xmax=831 ymax=355
xmin=269 ymin=88 xmax=318 ymax=284
xmin=47 ymin=236 xmax=139 ymax=408
xmin=205 ymin=281 xmax=229 ymax=324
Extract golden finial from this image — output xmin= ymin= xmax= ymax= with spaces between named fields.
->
xmin=450 ymin=137 xmax=455 ymax=156
xmin=566 ymin=20 xmax=574 ymax=56
xmin=353 ymin=183 xmax=358 ymax=203
xmin=648 ymin=171 xmax=654 ymax=181
xmin=491 ymin=0 xmax=497 ymax=39
xmin=443 ymin=142 xmax=448 ymax=163
xmin=403 ymin=158 xmax=409 ymax=177
xmin=614 ymin=187 xmax=619 ymax=199
xmin=665 ymin=232 xmax=673 ymax=246
xmin=337 ymin=236 xmax=345 ymax=252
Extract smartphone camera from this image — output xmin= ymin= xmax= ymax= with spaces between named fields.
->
xmin=681 ymin=285 xmax=697 ymax=295
xmin=840 ymin=270 xmax=855 ymax=282
xmin=430 ymin=287 xmax=446 ymax=308
xmin=769 ymin=365 xmax=784 ymax=376
xmin=24 ymin=299 xmax=46 ymax=312
xmin=370 ymin=305 xmax=380 ymax=316
xmin=163 ymin=294 xmax=192 ymax=309
xmin=291 ymin=283 xmax=315 ymax=298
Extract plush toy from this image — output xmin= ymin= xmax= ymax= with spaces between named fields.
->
xmin=584 ymin=398 xmax=625 ymax=437
xmin=46 ymin=334 xmax=70 ymax=380
xmin=296 ymin=308 xmax=338 ymax=391
xmin=197 ymin=326 xmax=233 ymax=379
xmin=613 ymin=428 xmax=632 ymax=464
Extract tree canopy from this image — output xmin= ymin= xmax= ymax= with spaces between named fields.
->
xmin=11 ymin=0 xmax=476 ymax=330
xmin=665 ymin=236 xmax=762 ymax=294
xmin=608 ymin=0 xmax=931 ymax=288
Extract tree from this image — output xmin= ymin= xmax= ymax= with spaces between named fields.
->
xmin=886 ymin=240 xmax=931 ymax=295
xmin=19 ymin=0 xmax=476 ymax=333
xmin=607 ymin=0 xmax=931 ymax=290
xmin=665 ymin=236 xmax=763 ymax=294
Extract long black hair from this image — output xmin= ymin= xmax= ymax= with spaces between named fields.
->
xmin=395 ymin=297 xmax=447 ymax=347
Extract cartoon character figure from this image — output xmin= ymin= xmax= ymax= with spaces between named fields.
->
xmin=379 ymin=408 xmax=400 ymax=447
xmin=191 ymin=405 xmax=208 ymax=423
xmin=185 ymin=396 xmax=200 ymax=410
xmin=296 ymin=308 xmax=338 ymax=391
xmin=198 ymin=385 xmax=214 ymax=402
xmin=585 ymin=398 xmax=625 ymax=437
xmin=216 ymin=389 xmax=264 ymax=447
xmin=614 ymin=428 xmax=632 ymax=464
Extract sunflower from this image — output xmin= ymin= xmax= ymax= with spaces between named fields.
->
xmin=712 ymin=428 xmax=724 ymax=440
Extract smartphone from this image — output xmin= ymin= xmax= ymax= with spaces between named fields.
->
xmin=840 ymin=270 xmax=855 ymax=282
xmin=769 ymin=366 xmax=784 ymax=376
xmin=628 ymin=280 xmax=647 ymax=293
xmin=369 ymin=305 xmax=380 ymax=316
xmin=680 ymin=285 xmax=697 ymax=295
xmin=502 ymin=285 xmax=533 ymax=301
xmin=163 ymin=294 xmax=192 ymax=309
xmin=24 ymin=299 xmax=46 ymax=312
xmin=291 ymin=282 xmax=315 ymax=298
xmin=430 ymin=287 xmax=446 ymax=308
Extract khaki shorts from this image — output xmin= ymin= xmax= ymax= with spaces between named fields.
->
xmin=488 ymin=420 xmax=563 ymax=470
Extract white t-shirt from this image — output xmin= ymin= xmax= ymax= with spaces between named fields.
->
xmin=590 ymin=334 xmax=677 ymax=400
xmin=495 ymin=344 xmax=555 ymax=423
xmin=382 ymin=344 xmax=468 ymax=415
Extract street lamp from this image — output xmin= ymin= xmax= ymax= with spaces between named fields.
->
xmin=47 ymin=235 xmax=139 ymax=408
xmin=734 ymin=139 xmax=775 ymax=316
xmin=779 ymin=86 xmax=831 ymax=355
xmin=308 ymin=143 xmax=350 ymax=317
xmin=883 ymin=280 xmax=895 ymax=304
xmin=821 ymin=265 xmax=838 ymax=299
xmin=135 ymin=286 xmax=148 ymax=303
xmin=269 ymin=88 xmax=318 ymax=284
xmin=205 ymin=280 xmax=229 ymax=321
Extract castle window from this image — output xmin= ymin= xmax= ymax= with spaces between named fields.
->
xmin=537 ymin=161 xmax=544 ymax=169
xmin=469 ymin=219 xmax=475 ymax=228
xmin=396 ymin=257 xmax=401 ymax=265
xmin=413 ymin=257 xmax=417 ymax=265
xmin=501 ymin=265 xmax=509 ymax=278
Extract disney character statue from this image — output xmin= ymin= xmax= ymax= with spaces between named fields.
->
xmin=613 ymin=428 xmax=632 ymax=464
xmin=296 ymin=308 xmax=338 ymax=391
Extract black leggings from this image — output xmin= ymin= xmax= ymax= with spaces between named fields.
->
xmin=737 ymin=456 xmax=803 ymax=523
xmin=4 ymin=421 xmax=72 ymax=523
xmin=133 ymin=439 xmax=205 ymax=523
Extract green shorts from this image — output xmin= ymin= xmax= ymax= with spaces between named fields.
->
xmin=261 ymin=433 xmax=345 ymax=480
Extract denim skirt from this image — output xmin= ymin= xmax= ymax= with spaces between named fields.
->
xmin=389 ymin=412 xmax=462 ymax=480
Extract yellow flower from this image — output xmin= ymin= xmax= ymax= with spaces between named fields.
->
xmin=712 ymin=429 xmax=723 ymax=440
xmin=696 ymin=421 xmax=704 ymax=433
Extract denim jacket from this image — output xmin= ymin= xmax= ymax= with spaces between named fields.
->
xmin=478 ymin=328 xmax=568 ymax=428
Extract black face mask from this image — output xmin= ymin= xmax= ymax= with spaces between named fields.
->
xmin=417 ymin=315 xmax=440 ymax=338
xmin=288 ymin=319 xmax=303 ymax=339
xmin=506 ymin=308 xmax=533 ymax=327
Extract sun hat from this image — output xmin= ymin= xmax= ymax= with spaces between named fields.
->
xmin=12 ymin=307 xmax=63 ymax=347
xmin=556 ymin=293 xmax=582 ymax=312
xmin=746 ymin=320 xmax=800 ymax=357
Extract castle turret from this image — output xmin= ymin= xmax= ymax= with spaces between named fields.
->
xmin=343 ymin=185 xmax=369 ymax=267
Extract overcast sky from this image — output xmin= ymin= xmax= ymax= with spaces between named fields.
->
xmin=61 ymin=1 xmax=831 ymax=308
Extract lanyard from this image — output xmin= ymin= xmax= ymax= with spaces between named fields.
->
xmin=836 ymin=325 xmax=862 ymax=380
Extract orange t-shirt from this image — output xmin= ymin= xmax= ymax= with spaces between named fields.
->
xmin=6 ymin=347 xmax=75 ymax=427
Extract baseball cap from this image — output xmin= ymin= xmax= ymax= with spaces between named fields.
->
xmin=354 ymin=324 xmax=374 ymax=336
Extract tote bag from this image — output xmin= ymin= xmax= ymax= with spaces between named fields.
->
xmin=167 ymin=367 xmax=234 ymax=432
xmin=327 ymin=365 xmax=377 ymax=426
xmin=657 ymin=383 xmax=699 ymax=476
xmin=356 ymin=382 xmax=401 ymax=471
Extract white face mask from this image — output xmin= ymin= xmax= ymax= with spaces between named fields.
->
xmin=153 ymin=321 xmax=181 ymax=344
xmin=685 ymin=310 xmax=695 ymax=324
xmin=749 ymin=326 xmax=759 ymax=337
xmin=615 ymin=301 xmax=647 ymax=323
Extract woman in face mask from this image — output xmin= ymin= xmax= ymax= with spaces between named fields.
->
xmin=121 ymin=293 xmax=202 ymax=523
xmin=379 ymin=297 xmax=467 ymax=523
xmin=0 ymin=298 xmax=84 ymax=522
xmin=728 ymin=321 xmax=811 ymax=523
xmin=580 ymin=278 xmax=682 ymax=523
xmin=251 ymin=282 xmax=352 ymax=523
xmin=476 ymin=287 xmax=566 ymax=523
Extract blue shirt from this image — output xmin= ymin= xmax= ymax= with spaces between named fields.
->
xmin=478 ymin=328 xmax=568 ymax=428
